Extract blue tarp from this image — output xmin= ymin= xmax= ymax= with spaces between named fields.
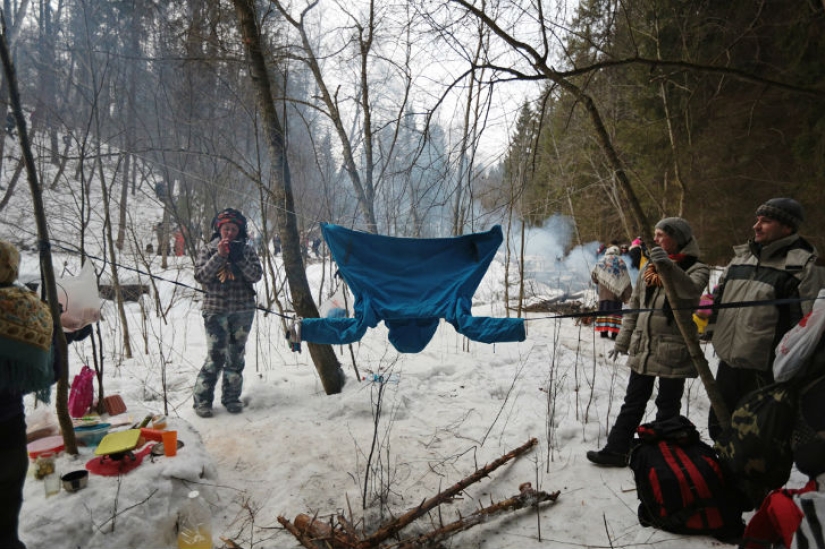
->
xmin=300 ymin=223 xmax=526 ymax=353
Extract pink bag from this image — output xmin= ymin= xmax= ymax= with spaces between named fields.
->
xmin=68 ymin=366 xmax=95 ymax=418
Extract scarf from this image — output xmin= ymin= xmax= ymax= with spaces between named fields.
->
xmin=593 ymin=254 xmax=632 ymax=297
xmin=642 ymin=254 xmax=698 ymax=322
xmin=0 ymin=284 xmax=54 ymax=401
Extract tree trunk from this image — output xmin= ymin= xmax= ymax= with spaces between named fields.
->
xmin=0 ymin=28 xmax=78 ymax=454
xmin=232 ymin=0 xmax=343 ymax=394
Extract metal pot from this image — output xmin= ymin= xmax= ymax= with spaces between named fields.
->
xmin=61 ymin=470 xmax=88 ymax=492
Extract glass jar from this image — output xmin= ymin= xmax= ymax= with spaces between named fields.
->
xmin=34 ymin=452 xmax=56 ymax=480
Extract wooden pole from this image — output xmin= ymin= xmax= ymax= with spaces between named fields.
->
xmin=657 ymin=264 xmax=730 ymax=431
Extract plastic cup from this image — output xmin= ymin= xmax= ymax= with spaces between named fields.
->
xmin=161 ymin=430 xmax=177 ymax=457
xmin=44 ymin=472 xmax=60 ymax=496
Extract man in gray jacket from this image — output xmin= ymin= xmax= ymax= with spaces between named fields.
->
xmin=708 ymin=198 xmax=822 ymax=440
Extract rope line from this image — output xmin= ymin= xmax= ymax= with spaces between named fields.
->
xmin=43 ymin=239 xmax=821 ymax=326
xmin=47 ymin=240 xmax=295 ymax=321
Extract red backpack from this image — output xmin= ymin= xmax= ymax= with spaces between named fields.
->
xmin=68 ymin=365 xmax=95 ymax=418
xmin=629 ymin=416 xmax=746 ymax=541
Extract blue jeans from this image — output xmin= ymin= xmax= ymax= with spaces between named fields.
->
xmin=193 ymin=310 xmax=254 ymax=408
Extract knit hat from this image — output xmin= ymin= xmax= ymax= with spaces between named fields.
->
xmin=655 ymin=217 xmax=693 ymax=248
xmin=755 ymin=198 xmax=804 ymax=232
xmin=211 ymin=208 xmax=248 ymax=239
xmin=0 ymin=239 xmax=19 ymax=284
xmin=605 ymin=246 xmax=621 ymax=256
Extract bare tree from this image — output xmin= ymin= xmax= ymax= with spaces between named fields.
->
xmin=232 ymin=0 xmax=344 ymax=394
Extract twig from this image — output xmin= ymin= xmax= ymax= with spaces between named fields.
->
xmin=98 ymin=487 xmax=159 ymax=532
xmin=277 ymin=516 xmax=318 ymax=549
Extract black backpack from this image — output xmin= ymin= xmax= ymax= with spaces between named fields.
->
xmin=629 ymin=416 xmax=745 ymax=541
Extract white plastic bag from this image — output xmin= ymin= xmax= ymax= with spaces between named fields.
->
xmin=774 ymin=289 xmax=825 ymax=382
xmin=56 ymin=261 xmax=102 ymax=332
xmin=318 ymin=285 xmax=350 ymax=319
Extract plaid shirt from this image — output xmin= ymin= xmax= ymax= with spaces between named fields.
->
xmin=194 ymin=238 xmax=263 ymax=314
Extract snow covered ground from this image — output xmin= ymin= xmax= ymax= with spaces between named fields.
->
xmin=3 ymin=151 xmax=810 ymax=549
xmin=14 ymin=248 xmax=808 ymax=549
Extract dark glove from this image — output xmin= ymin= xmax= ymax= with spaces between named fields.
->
xmin=648 ymin=246 xmax=671 ymax=267
xmin=607 ymin=348 xmax=627 ymax=361
xmin=228 ymin=240 xmax=245 ymax=262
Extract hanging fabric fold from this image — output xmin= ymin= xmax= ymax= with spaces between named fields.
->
xmin=300 ymin=223 xmax=525 ymax=353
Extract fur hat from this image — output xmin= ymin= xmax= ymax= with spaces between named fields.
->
xmin=655 ymin=217 xmax=693 ymax=249
xmin=0 ymin=239 xmax=20 ymax=284
xmin=211 ymin=208 xmax=248 ymax=239
xmin=756 ymin=198 xmax=804 ymax=232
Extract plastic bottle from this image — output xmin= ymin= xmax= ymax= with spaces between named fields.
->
xmin=177 ymin=490 xmax=212 ymax=549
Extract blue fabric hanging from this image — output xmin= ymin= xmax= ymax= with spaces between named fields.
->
xmin=300 ymin=223 xmax=525 ymax=353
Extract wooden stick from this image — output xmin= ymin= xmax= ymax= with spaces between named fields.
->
xmin=658 ymin=264 xmax=730 ymax=430
xmin=277 ymin=516 xmax=320 ymax=549
xmin=359 ymin=438 xmax=538 ymax=548
xmin=393 ymin=482 xmax=559 ymax=549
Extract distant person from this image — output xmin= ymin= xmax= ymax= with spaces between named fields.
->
xmin=5 ymin=112 xmax=16 ymax=138
xmin=587 ymin=217 xmax=708 ymax=466
xmin=628 ymin=237 xmax=646 ymax=270
xmin=590 ymin=246 xmax=632 ymax=339
xmin=192 ymin=208 xmax=263 ymax=417
xmin=707 ymin=198 xmax=821 ymax=441
xmin=0 ymin=240 xmax=55 ymax=549
xmin=311 ymin=237 xmax=322 ymax=258
xmin=272 ymin=234 xmax=281 ymax=255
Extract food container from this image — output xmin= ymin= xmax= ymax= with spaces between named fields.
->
xmin=151 ymin=415 xmax=167 ymax=430
xmin=61 ymin=470 xmax=89 ymax=492
xmin=140 ymin=427 xmax=164 ymax=442
xmin=74 ymin=423 xmax=111 ymax=447
xmin=27 ymin=436 xmax=65 ymax=461
xmin=34 ymin=452 xmax=57 ymax=480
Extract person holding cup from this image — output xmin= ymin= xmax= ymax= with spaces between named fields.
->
xmin=192 ymin=209 xmax=263 ymax=418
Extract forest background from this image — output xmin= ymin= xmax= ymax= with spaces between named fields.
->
xmin=0 ymin=0 xmax=822 ymax=267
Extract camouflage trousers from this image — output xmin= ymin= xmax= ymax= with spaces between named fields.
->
xmin=193 ymin=310 xmax=255 ymax=409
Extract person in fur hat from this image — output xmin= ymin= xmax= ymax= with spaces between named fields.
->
xmin=192 ymin=209 xmax=263 ymax=417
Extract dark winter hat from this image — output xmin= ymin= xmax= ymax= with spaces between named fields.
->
xmin=212 ymin=208 xmax=248 ymax=239
xmin=755 ymin=198 xmax=804 ymax=232
xmin=655 ymin=217 xmax=693 ymax=248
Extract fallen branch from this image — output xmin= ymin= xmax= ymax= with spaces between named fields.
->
xmin=277 ymin=438 xmax=544 ymax=549
xmin=361 ymin=437 xmax=537 ymax=547
xmin=393 ymin=482 xmax=559 ymax=549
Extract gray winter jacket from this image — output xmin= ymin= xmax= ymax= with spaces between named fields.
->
xmin=711 ymin=233 xmax=821 ymax=372
xmin=614 ymin=238 xmax=709 ymax=379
